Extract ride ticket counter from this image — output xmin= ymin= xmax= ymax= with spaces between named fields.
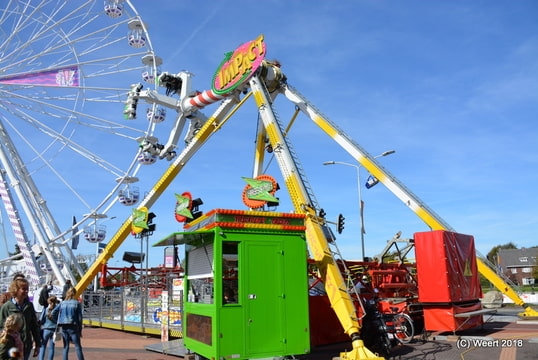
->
xmin=156 ymin=209 xmax=310 ymax=360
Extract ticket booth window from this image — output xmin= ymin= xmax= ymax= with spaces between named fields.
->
xmin=187 ymin=242 xmax=214 ymax=304
xmin=222 ymin=241 xmax=238 ymax=304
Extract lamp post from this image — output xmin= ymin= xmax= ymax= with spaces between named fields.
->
xmin=323 ymin=150 xmax=395 ymax=261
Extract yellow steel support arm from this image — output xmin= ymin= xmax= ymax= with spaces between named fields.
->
xmin=280 ymin=81 xmax=538 ymax=319
xmin=76 ymin=95 xmax=244 ymax=296
xmin=250 ymin=75 xmax=383 ymax=359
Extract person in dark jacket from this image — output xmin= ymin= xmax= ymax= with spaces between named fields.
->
xmin=57 ymin=287 xmax=84 ymax=360
xmin=38 ymin=284 xmax=52 ymax=307
xmin=61 ymin=280 xmax=71 ymax=301
xmin=38 ymin=296 xmax=59 ymax=360
xmin=0 ymin=278 xmax=40 ymax=360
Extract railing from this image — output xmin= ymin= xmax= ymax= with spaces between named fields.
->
xmin=82 ymin=287 xmax=183 ymax=338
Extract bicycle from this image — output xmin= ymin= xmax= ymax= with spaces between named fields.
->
xmin=381 ymin=307 xmax=415 ymax=344
xmin=360 ymin=289 xmax=417 ymax=357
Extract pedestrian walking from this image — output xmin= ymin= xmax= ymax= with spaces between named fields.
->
xmin=0 ymin=313 xmax=24 ymax=360
xmin=0 ymin=274 xmax=25 ymax=307
xmin=57 ymin=287 xmax=84 ymax=360
xmin=38 ymin=283 xmax=52 ymax=309
xmin=38 ymin=296 xmax=59 ymax=360
xmin=0 ymin=278 xmax=41 ymax=360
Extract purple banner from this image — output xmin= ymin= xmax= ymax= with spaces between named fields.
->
xmin=0 ymin=66 xmax=79 ymax=87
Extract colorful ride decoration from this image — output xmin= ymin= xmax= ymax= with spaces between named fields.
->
xmin=153 ymin=308 xmax=182 ymax=325
xmin=174 ymin=192 xmax=194 ymax=222
xmin=212 ymin=34 xmax=266 ymax=96
xmin=131 ymin=206 xmax=149 ymax=234
xmin=241 ymin=174 xmax=279 ymax=209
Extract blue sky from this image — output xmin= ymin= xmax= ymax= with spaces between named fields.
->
xmin=131 ymin=0 xmax=538 ymax=264
xmin=1 ymin=1 xmax=537 ymax=271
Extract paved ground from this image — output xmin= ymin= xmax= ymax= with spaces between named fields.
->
xmin=302 ymin=307 xmax=538 ymax=360
xmin=37 ymin=306 xmax=538 ymax=360
xmin=35 ymin=327 xmax=177 ymax=360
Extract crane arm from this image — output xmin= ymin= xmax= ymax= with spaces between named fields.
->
xmin=280 ymin=81 xmax=538 ymax=318
xmin=250 ymin=74 xmax=383 ymax=360
xmin=75 ymin=94 xmax=244 ymax=295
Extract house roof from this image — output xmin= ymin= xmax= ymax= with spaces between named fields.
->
xmin=497 ymin=248 xmax=538 ymax=268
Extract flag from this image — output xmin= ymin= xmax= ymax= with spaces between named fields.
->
xmin=0 ymin=66 xmax=79 ymax=86
xmin=71 ymin=216 xmax=80 ymax=250
xmin=98 ymin=242 xmax=107 ymax=254
xmin=360 ymin=200 xmax=366 ymax=235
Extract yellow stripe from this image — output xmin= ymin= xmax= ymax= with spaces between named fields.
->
xmin=312 ymin=114 xmax=338 ymax=137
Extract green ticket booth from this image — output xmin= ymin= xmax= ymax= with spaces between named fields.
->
xmin=158 ymin=209 xmax=310 ymax=359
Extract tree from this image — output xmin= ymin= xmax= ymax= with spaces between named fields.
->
xmin=486 ymin=242 xmax=517 ymax=265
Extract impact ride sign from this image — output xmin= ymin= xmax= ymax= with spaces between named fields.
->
xmin=212 ymin=34 xmax=266 ymax=95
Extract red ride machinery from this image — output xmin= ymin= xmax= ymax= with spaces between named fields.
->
xmin=415 ymin=230 xmax=485 ymax=332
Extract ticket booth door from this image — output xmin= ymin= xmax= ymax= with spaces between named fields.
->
xmin=244 ymin=240 xmax=284 ymax=357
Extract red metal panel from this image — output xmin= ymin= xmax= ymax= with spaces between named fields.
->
xmin=415 ymin=230 xmax=482 ymax=303
xmin=422 ymin=302 xmax=483 ymax=332
xmin=308 ymin=295 xmax=348 ymax=346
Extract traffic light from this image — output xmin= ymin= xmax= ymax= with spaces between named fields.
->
xmin=146 ymin=212 xmax=156 ymax=232
xmin=123 ymin=83 xmax=143 ymax=120
xmin=337 ymin=213 xmax=345 ymax=234
xmin=185 ymin=198 xmax=204 ymax=223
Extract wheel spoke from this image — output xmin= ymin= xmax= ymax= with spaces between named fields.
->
xmin=0 ymin=0 xmax=162 ymax=287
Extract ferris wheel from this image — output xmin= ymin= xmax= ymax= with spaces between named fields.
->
xmin=0 ymin=0 xmax=167 ymax=288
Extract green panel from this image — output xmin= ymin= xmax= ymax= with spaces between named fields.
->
xmin=218 ymin=306 xmax=244 ymax=357
xmin=245 ymin=241 xmax=284 ymax=357
xmin=182 ymin=225 xmax=310 ymax=360
xmin=282 ymin=235 xmax=311 ymax=355
xmin=183 ymin=231 xmax=218 ymax=359
xmin=183 ymin=304 xmax=217 ymax=358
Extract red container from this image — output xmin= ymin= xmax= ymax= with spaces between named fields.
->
xmin=415 ymin=230 xmax=482 ymax=303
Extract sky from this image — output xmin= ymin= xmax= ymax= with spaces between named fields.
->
xmin=1 ymin=0 xmax=537 ymax=274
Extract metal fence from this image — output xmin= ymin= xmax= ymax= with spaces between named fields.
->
xmin=82 ymin=284 xmax=183 ymax=338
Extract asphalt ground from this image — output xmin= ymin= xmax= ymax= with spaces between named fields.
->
xmin=303 ymin=306 xmax=538 ymax=360
xmin=30 ymin=327 xmax=177 ymax=360
xmin=34 ymin=306 xmax=538 ymax=360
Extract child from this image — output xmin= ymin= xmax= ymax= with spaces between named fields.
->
xmin=0 ymin=313 xmax=24 ymax=359
xmin=38 ymin=296 xmax=60 ymax=360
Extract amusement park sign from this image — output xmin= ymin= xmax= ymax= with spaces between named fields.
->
xmin=212 ymin=34 xmax=266 ymax=95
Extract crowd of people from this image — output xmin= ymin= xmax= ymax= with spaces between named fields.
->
xmin=0 ymin=274 xmax=84 ymax=360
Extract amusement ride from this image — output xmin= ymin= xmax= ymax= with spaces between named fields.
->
xmin=0 ymin=2 xmax=536 ymax=360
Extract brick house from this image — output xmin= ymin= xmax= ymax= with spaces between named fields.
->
xmin=497 ymin=248 xmax=538 ymax=286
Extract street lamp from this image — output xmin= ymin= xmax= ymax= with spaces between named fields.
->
xmin=323 ymin=150 xmax=395 ymax=261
